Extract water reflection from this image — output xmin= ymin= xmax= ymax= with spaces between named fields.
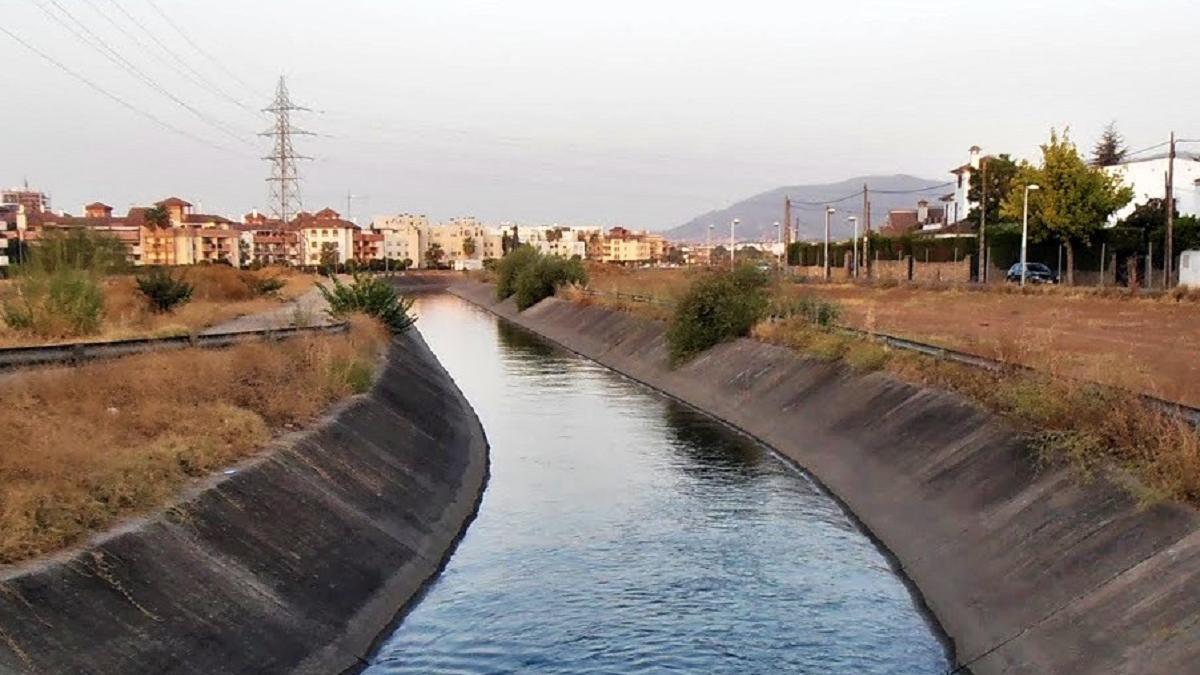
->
xmin=366 ymin=294 xmax=950 ymax=675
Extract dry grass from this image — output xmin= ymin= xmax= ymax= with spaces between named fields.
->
xmin=0 ymin=267 xmax=315 ymax=347
xmin=0 ymin=316 xmax=388 ymax=565
xmin=564 ymin=269 xmax=1200 ymax=507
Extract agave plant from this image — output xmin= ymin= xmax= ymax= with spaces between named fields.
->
xmin=316 ymin=272 xmax=415 ymax=333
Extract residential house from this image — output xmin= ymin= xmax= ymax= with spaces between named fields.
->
xmin=1102 ymin=151 xmax=1200 ymax=223
xmin=948 ymin=145 xmax=982 ymax=224
xmin=884 ymin=200 xmax=946 ymax=234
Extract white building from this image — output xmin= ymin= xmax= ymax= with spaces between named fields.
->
xmin=947 ymin=145 xmax=982 ymax=224
xmin=1102 ymin=152 xmax=1200 ymax=223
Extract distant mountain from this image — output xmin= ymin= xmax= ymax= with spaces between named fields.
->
xmin=666 ymin=174 xmax=951 ymax=243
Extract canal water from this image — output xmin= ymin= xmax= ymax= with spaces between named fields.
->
xmin=365 ymin=294 xmax=949 ymax=674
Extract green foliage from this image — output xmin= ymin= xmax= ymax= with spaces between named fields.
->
xmin=666 ymin=264 xmax=770 ymax=365
xmin=1092 ymin=122 xmax=1128 ymax=167
xmin=462 ymin=236 xmax=477 ymax=257
xmin=0 ymin=229 xmax=122 ymax=338
xmin=318 ymin=243 xmax=339 ymax=274
xmin=26 ymin=229 xmax=129 ymax=276
xmin=1000 ymin=128 xmax=1134 ymax=283
xmin=968 ymin=153 xmax=1020 ymax=225
xmin=512 ymin=255 xmax=587 ymax=310
xmin=425 ymin=243 xmax=445 ymax=268
xmin=2 ymin=270 xmax=104 ymax=337
xmin=495 ymin=245 xmax=540 ymax=299
xmin=317 ymin=272 xmax=416 ymax=333
xmin=143 ymin=205 xmax=171 ymax=229
xmin=771 ymin=294 xmax=841 ymax=327
xmin=1002 ymin=129 xmax=1133 ymax=247
xmin=243 ymin=275 xmax=286 ymax=297
xmin=136 ymin=268 xmax=194 ymax=313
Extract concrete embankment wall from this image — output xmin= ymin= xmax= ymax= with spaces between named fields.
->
xmin=451 ymin=281 xmax=1200 ymax=675
xmin=0 ymin=329 xmax=488 ymax=675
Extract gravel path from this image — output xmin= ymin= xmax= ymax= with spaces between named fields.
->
xmin=201 ymin=285 xmax=332 ymax=334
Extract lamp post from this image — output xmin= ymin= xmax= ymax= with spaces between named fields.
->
xmin=1020 ymin=184 xmax=1040 ymax=287
xmin=848 ymin=216 xmax=859 ymax=279
xmin=707 ymin=223 xmax=714 ymax=266
xmin=730 ymin=218 xmax=739 ymax=272
xmin=774 ymin=220 xmax=782 ymax=271
xmin=824 ymin=207 xmax=835 ymax=281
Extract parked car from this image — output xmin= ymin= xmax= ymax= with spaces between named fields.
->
xmin=1005 ymin=262 xmax=1058 ymax=284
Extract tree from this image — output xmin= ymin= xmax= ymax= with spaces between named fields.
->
xmin=1121 ymin=197 xmax=1175 ymax=233
xmin=143 ymin=205 xmax=171 ymax=229
xmin=462 ymin=236 xmax=477 ymax=257
xmin=1092 ymin=122 xmax=1128 ymax=167
xmin=425 ymin=242 xmax=444 ymax=268
xmin=968 ymin=153 xmax=1019 ymax=225
xmin=1001 ymin=129 xmax=1134 ymax=285
xmin=318 ymin=242 xmax=339 ymax=274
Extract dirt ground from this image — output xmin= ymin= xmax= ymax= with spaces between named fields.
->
xmin=581 ymin=265 xmax=1200 ymax=407
xmin=795 ymin=284 xmax=1200 ymax=407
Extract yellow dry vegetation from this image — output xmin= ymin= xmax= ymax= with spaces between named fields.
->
xmin=0 ymin=266 xmax=316 ymax=347
xmin=0 ymin=316 xmax=388 ymax=565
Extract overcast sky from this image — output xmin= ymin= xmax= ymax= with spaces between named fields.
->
xmin=4 ymin=0 xmax=1196 ymax=229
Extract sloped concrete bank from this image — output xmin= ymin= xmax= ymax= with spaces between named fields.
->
xmin=451 ymin=281 xmax=1200 ymax=675
xmin=0 ymin=328 xmax=488 ymax=675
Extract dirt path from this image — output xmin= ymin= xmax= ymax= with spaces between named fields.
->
xmin=201 ymin=285 xmax=332 ymax=334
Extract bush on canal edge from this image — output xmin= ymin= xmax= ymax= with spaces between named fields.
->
xmin=666 ymin=265 xmax=770 ymax=366
xmin=495 ymin=246 xmax=588 ymax=310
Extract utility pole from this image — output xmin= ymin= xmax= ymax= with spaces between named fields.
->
xmin=783 ymin=197 xmax=792 ymax=267
xmin=260 ymin=76 xmax=312 ymax=225
xmin=864 ymin=182 xmax=873 ymax=277
xmin=1166 ymin=131 xmax=1176 ymax=288
xmin=824 ymin=206 xmax=834 ymax=281
xmin=978 ymin=156 xmax=988 ymax=283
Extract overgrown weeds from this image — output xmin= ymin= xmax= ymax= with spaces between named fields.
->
xmin=0 ymin=317 xmax=388 ymax=565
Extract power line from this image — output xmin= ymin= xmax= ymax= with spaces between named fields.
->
xmin=32 ymin=0 xmax=252 ymax=146
xmin=144 ymin=0 xmax=260 ymax=96
xmin=81 ymin=0 xmax=258 ymax=115
xmin=787 ymin=182 xmax=953 ymax=207
xmin=0 ymin=23 xmax=232 ymax=152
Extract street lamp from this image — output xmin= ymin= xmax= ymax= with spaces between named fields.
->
xmin=730 ymin=218 xmax=739 ymax=271
xmin=1020 ymin=184 xmax=1040 ymax=287
xmin=847 ymin=216 xmax=859 ymax=278
xmin=774 ymin=220 xmax=782 ymax=271
xmin=824 ymin=207 xmax=835 ymax=281
xmin=707 ymin=223 xmax=715 ymax=266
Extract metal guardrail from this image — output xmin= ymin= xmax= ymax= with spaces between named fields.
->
xmin=579 ymin=287 xmax=1200 ymax=426
xmin=0 ymin=322 xmax=348 ymax=371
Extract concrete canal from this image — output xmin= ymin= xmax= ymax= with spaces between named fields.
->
xmin=364 ymin=294 xmax=950 ymax=673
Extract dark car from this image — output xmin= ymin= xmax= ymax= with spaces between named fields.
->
xmin=1006 ymin=262 xmax=1058 ymax=284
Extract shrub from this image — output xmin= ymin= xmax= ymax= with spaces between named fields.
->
xmin=666 ymin=264 xmax=770 ymax=365
xmin=244 ymin=275 xmax=286 ymax=297
xmin=136 ymin=268 xmax=195 ymax=313
xmin=317 ymin=272 xmax=415 ymax=333
xmin=495 ymin=245 xmax=540 ymax=300
xmin=512 ymin=256 xmax=588 ymax=310
xmin=2 ymin=270 xmax=105 ymax=337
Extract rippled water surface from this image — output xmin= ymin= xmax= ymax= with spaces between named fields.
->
xmin=365 ymin=295 xmax=949 ymax=674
